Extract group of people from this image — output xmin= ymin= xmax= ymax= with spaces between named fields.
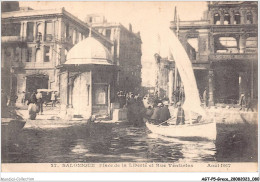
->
xmin=239 ymin=93 xmax=254 ymax=112
xmin=145 ymin=100 xmax=185 ymax=126
xmin=173 ymin=86 xmax=185 ymax=104
xmin=26 ymin=90 xmax=57 ymax=120
xmin=125 ymin=92 xmax=146 ymax=126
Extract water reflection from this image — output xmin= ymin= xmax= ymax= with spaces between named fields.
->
xmin=1 ymin=122 xmax=257 ymax=163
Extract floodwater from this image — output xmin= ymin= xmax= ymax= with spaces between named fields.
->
xmin=1 ymin=121 xmax=258 ymax=163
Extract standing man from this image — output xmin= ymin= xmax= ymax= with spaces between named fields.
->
xmin=203 ymin=87 xmax=208 ymax=108
xmin=176 ymin=102 xmax=185 ymax=125
xmin=21 ymin=91 xmax=26 ymax=105
xmin=36 ymin=91 xmax=43 ymax=115
xmin=239 ymin=93 xmax=246 ymax=111
xmin=246 ymin=93 xmax=254 ymax=112
xmin=51 ymin=91 xmax=56 ymax=107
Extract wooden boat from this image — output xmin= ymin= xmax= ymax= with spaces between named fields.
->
xmin=2 ymin=107 xmax=26 ymax=134
xmin=2 ymin=118 xmax=26 ymax=134
xmin=146 ymin=121 xmax=217 ymax=141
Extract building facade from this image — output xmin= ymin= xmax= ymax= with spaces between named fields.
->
xmin=162 ymin=1 xmax=258 ymax=106
xmin=85 ymin=15 xmax=142 ymax=93
xmin=1 ymin=6 xmax=113 ymax=104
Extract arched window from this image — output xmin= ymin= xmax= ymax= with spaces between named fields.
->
xmin=36 ymin=23 xmax=44 ymax=41
xmin=246 ymin=12 xmax=253 ymax=24
xmin=214 ymin=13 xmax=220 ymax=24
xmin=224 ymin=13 xmax=230 ymax=25
xmin=234 ymin=12 xmax=240 ymax=24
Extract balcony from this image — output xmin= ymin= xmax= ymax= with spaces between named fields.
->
xmin=24 ymin=62 xmax=53 ymax=69
xmin=209 ymin=53 xmax=257 ymax=62
xmin=1 ymin=36 xmax=24 ymax=43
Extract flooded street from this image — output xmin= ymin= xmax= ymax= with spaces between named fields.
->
xmin=1 ymin=121 xmax=257 ymax=163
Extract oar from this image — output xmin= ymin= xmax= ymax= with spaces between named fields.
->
xmin=158 ymin=117 xmax=176 ymax=126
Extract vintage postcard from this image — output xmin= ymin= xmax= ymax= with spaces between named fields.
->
xmin=1 ymin=0 xmax=258 ymax=175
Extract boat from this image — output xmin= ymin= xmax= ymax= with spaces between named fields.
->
xmin=2 ymin=118 xmax=26 ymax=134
xmin=1 ymin=107 xmax=26 ymax=134
xmin=146 ymin=121 xmax=217 ymax=141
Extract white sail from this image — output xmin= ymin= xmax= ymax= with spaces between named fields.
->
xmin=161 ymin=28 xmax=205 ymax=117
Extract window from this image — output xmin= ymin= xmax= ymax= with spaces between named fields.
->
xmin=246 ymin=37 xmax=257 ymax=53
xmin=44 ymin=46 xmax=50 ymax=62
xmin=27 ymin=47 xmax=32 ymax=62
xmin=36 ymin=23 xmax=44 ymax=41
xmin=14 ymin=47 xmax=20 ymax=62
xmin=234 ymin=13 xmax=240 ymax=24
xmin=75 ymin=30 xmax=79 ymax=43
xmin=27 ymin=22 xmax=34 ymax=41
xmin=187 ymin=38 xmax=198 ymax=60
xmin=66 ymin=24 xmax=70 ymax=38
xmin=106 ymin=29 xmax=111 ymax=39
xmin=89 ymin=17 xmax=93 ymax=23
xmin=2 ymin=23 xmax=21 ymax=36
xmin=214 ymin=13 xmax=220 ymax=24
xmin=246 ymin=12 xmax=253 ymax=24
xmin=45 ymin=21 xmax=53 ymax=41
xmin=36 ymin=49 xmax=42 ymax=62
xmin=215 ymin=37 xmax=238 ymax=53
xmin=224 ymin=13 xmax=230 ymax=25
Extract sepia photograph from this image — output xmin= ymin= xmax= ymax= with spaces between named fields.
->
xmin=1 ymin=0 xmax=258 ymax=175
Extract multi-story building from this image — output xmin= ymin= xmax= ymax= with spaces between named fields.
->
xmin=85 ymin=15 xmax=142 ymax=93
xmin=159 ymin=1 xmax=258 ymax=106
xmin=1 ymin=5 xmax=113 ymax=103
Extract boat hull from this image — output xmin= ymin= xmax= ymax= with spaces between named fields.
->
xmin=2 ymin=119 xmax=26 ymax=134
xmin=146 ymin=122 xmax=216 ymax=141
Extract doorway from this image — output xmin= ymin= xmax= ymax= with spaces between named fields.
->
xmin=92 ymin=84 xmax=109 ymax=116
xmin=26 ymin=74 xmax=48 ymax=93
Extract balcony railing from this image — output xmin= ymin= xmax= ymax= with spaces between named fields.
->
xmin=12 ymin=62 xmax=54 ymax=69
xmin=209 ymin=53 xmax=257 ymax=61
xmin=1 ymin=36 xmax=23 ymax=43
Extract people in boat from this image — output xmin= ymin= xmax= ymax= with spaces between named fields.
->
xmin=176 ymin=102 xmax=185 ymax=125
xmin=203 ymin=87 xmax=208 ymax=108
xmin=150 ymin=103 xmax=162 ymax=124
xmin=159 ymin=101 xmax=171 ymax=123
xmin=145 ymin=106 xmax=154 ymax=119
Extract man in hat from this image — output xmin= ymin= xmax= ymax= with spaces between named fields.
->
xmin=176 ymin=102 xmax=185 ymax=125
xmin=150 ymin=103 xmax=163 ymax=124
xmin=160 ymin=101 xmax=171 ymax=123
xmin=203 ymin=87 xmax=208 ymax=108
xmin=239 ymin=93 xmax=246 ymax=111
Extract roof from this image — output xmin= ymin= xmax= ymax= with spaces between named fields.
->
xmin=2 ymin=8 xmax=113 ymax=45
xmin=92 ymin=22 xmax=142 ymax=41
xmin=65 ymin=37 xmax=113 ymax=65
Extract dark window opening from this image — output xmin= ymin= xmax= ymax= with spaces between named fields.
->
xmin=105 ymin=29 xmax=111 ymax=39
xmin=27 ymin=22 xmax=34 ymax=41
xmin=234 ymin=13 xmax=240 ymax=24
xmin=246 ymin=12 xmax=253 ymax=24
xmin=89 ymin=17 xmax=93 ymax=23
xmin=66 ymin=24 xmax=69 ymax=39
xmin=45 ymin=21 xmax=53 ymax=41
xmin=44 ymin=46 xmax=50 ymax=62
xmin=214 ymin=13 xmax=220 ymax=24
xmin=224 ymin=13 xmax=230 ymax=25
xmin=27 ymin=47 xmax=32 ymax=62
xmin=2 ymin=23 xmax=21 ymax=36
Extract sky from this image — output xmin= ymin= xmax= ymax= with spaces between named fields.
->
xmin=20 ymin=1 xmax=208 ymax=86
